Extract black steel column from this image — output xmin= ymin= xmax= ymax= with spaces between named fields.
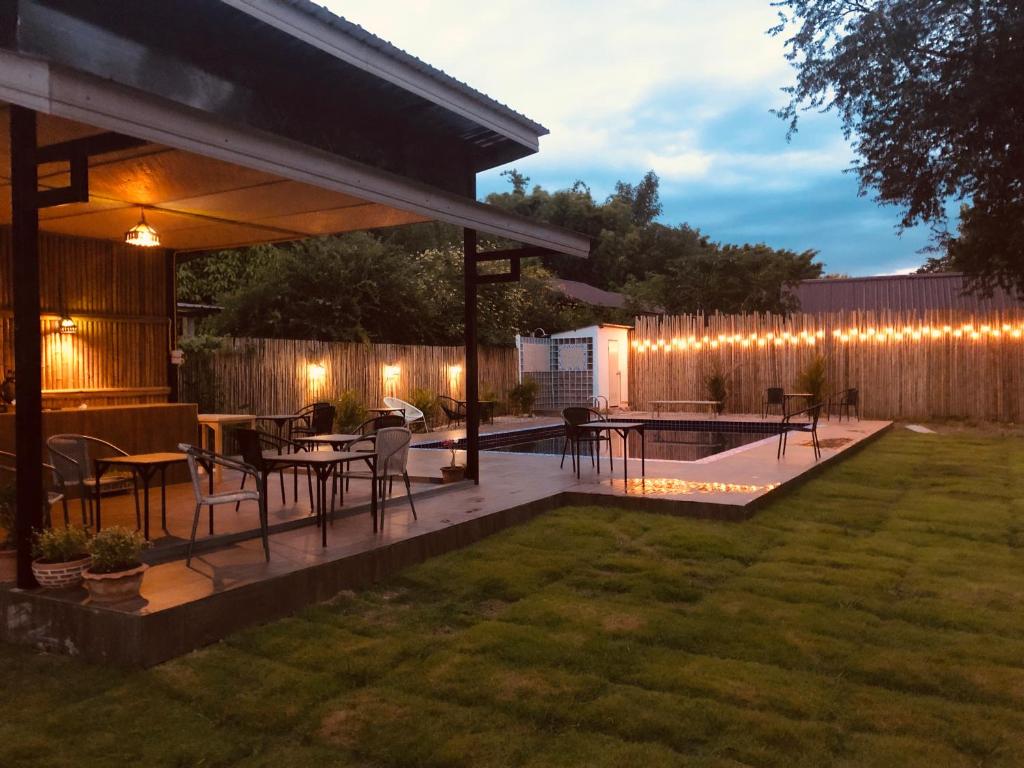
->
xmin=165 ymin=250 xmax=179 ymax=402
xmin=10 ymin=106 xmax=43 ymax=588
xmin=463 ymin=227 xmax=480 ymax=483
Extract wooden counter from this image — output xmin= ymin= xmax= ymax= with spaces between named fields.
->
xmin=0 ymin=403 xmax=198 ymax=481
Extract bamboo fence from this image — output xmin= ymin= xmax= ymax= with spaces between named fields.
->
xmin=179 ymin=336 xmax=518 ymax=417
xmin=0 ymin=228 xmax=172 ymax=407
xmin=630 ymin=310 xmax=1024 ymax=422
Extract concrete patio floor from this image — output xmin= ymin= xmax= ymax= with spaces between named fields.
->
xmin=1 ymin=413 xmax=890 ymax=665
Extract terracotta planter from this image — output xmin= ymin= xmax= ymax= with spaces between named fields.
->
xmin=440 ymin=465 xmax=466 ymax=484
xmin=82 ymin=563 xmax=148 ymax=604
xmin=31 ymin=555 xmax=91 ymax=589
xmin=0 ymin=548 xmax=15 ymax=583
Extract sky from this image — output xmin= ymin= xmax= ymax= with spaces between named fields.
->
xmin=327 ymin=0 xmax=933 ymax=276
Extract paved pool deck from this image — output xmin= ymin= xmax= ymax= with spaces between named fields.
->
xmin=1 ymin=413 xmax=890 ymax=665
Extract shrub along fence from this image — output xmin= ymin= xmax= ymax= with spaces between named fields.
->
xmin=179 ymin=336 xmax=518 ymax=422
xmin=630 ymin=310 xmax=1024 ymax=421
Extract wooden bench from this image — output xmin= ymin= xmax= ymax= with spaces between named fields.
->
xmin=650 ymin=400 xmax=722 ymax=418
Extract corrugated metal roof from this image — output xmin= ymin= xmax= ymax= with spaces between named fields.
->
xmin=795 ymin=273 xmax=1023 ymax=314
xmin=551 ymin=279 xmax=627 ymax=309
xmin=279 ymin=0 xmax=549 ymax=137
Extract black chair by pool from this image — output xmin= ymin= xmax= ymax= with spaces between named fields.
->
xmin=777 ymin=403 xmax=823 ymax=461
xmin=560 ymin=406 xmax=613 ymax=474
xmin=762 ymin=386 xmax=785 ymax=419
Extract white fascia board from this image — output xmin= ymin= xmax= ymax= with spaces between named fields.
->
xmin=0 ymin=52 xmax=589 ymax=258
xmin=219 ymin=0 xmax=542 ymax=153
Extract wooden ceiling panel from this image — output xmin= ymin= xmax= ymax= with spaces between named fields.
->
xmin=258 ymin=204 xmax=428 ymax=235
xmin=161 ymin=180 xmax=367 ymax=221
xmin=82 ymin=149 xmax=279 ymax=206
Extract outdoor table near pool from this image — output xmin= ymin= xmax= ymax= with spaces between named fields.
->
xmin=576 ymin=421 xmax=646 ymax=482
xmin=94 ymin=451 xmax=187 ymax=540
xmin=260 ymin=449 xmax=379 ymax=545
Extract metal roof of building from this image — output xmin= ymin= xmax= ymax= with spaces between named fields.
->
xmin=280 ymin=0 xmax=549 ymax=136
xmin=795 ymin=273 xmax=1024 ymax=314
xmin=551 ymin=279 xmax=627 ymax=309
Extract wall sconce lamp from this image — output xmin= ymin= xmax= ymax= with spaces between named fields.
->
xmin=448 ymin=364 xmax=463 ymax=379
xmin=383 ymin=364 xmax=400 ymax=382
xmin=125 ymin=207 xmax=161 ymax=247
xmin=308 ymin=362 xmax=326 ymax=383
xmin=58 ymin=315 xmax=77 ymax=335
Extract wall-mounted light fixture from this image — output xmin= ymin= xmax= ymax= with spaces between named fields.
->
xmin=125 ymin=207 xmax=160 ymax=247
xmin=383 ymin=364 xmax=400 ymax=382
xmin=308 ymin=362 xmax=326 ymax=383
xmin=448 ymin=364 xmax=463 ymax=379
xmin=58 ymin=315 xmax=77 ymax=335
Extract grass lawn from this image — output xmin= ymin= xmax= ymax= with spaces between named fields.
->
xmin=4 ymin=428 xmax=1024 ymax=766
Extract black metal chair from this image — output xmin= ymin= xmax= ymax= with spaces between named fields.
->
xmin=777 ymin=403 xmax=823 ymax=461
xmin=46 ymin=434 xmax=141 ymax=528
xmin=762 ymin=387 xmax=785 ymax=419
xmin=832 ymin=387 xmax=860 ymax=422
xmin=179 ymin=443 xmax=268 ymax=566
xmin=0 ymin=451 xmax=68 ymax=527
xmin=560 ymin=406 xmax=613 ymax=474
xmin=438 ymin=396 xmax=466 ymax=428
xmin=292 ymin=403 xmax=337 ymax=438
xmin=233 ymin=428 xmax=314 ymax=511
xmin=290 ymin=401 xmax=331 ymax=439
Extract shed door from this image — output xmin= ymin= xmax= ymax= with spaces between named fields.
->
xmin=607 ymin=339 xmax=621 ymax=407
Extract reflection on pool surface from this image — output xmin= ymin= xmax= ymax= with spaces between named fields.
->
xmin=486 ymin=429 xmax=771 ymax=462
xmin=605 ymin=477 xmax=781 ymax=495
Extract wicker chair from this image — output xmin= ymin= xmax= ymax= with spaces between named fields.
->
xmin=383 ymin=396 xmax=429 ymax=433
xmin=179 ymin=443 xmax=268 ymax=566
xmin=343 ymin=427 xmax=416 ymax=524
xmin=46 ymin=434 xmax=140 ymax=528
xmin=0 ymin=450 xmax=68 ymax=527
xmin=832 ymin=387 xmax=860 ymax=422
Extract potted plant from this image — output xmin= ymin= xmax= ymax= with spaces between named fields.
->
xmin=0 ymin=483 xmax=16 ymax=583
xmin=31 ymin=526 xmax=92 ymax=589
xmin=508 ymin=379 xmax=539 ymax=417
xmin=797 ymin=355 xmax=829 ymax=405
xmin=705 ymin=369 xmax=728 ymax=415
xmin=439 ymin=439 xmax=465 ymax=483
xmin=82 ymin=526 xmax=150 ymax=603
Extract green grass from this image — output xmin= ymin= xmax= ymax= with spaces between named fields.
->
xmin=5 ymin=429 xmax=1024 ymax=766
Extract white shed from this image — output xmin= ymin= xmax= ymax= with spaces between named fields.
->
xmin=517 ymin=324 xmax=631 ymax=411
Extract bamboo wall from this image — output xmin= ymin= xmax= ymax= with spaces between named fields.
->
xmin=630 ymin=311 xmax=1024 ymax=422
xmin=179 ymin=336 xmax=518 ymax=417
xmin=0 ymin=228 xmax=172 ymax=407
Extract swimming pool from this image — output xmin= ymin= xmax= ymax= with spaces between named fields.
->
xmin=415 ymin=420 xmax=782 ymax=463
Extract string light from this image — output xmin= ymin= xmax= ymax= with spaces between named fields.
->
xmin=628 ymin=321 xmax=1024 ymax=352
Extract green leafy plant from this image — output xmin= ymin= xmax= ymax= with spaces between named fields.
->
xmin=705 ymin=370 xmax=728 ymax=415
xmin=409 ymin=388 xmax=439 ymax=428
xmin=89 ymin=527 xmax=149 ymax=574
xmin=33 ymin=526 xmax=90 ymax=563
xmin=508 ymin=379 xmax=539 ymax=415
xmin=0 ymin=483 xmax=15 ymax=550
xmin=480 ymin=382 xmax=502 ymax=416
xmin=333 ymin=390 xmax=368 ymax=432
xmin=797 ymin=355 xmax=829 ymax=406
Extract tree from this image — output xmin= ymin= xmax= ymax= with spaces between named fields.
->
xmin=771 ymin=0 xmax=1024 ymax=294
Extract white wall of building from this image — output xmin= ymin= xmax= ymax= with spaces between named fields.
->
xmin=549 ymin=324 xmax=631 ymax=409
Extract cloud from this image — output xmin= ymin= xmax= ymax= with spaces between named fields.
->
xmin=324 ymin=0 xmax=934 ymax=275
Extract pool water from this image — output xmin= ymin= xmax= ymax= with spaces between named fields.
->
xmin=487 ymin=430 xmax=770 ymax=462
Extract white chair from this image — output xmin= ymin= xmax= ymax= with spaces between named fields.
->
xmin=375 ymin=427 xmax=417 ymax=522
xmin=179 ymin=444 xmax=268 ymax=566
xmin=383 ymin=396 xmax=430 ymax=432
